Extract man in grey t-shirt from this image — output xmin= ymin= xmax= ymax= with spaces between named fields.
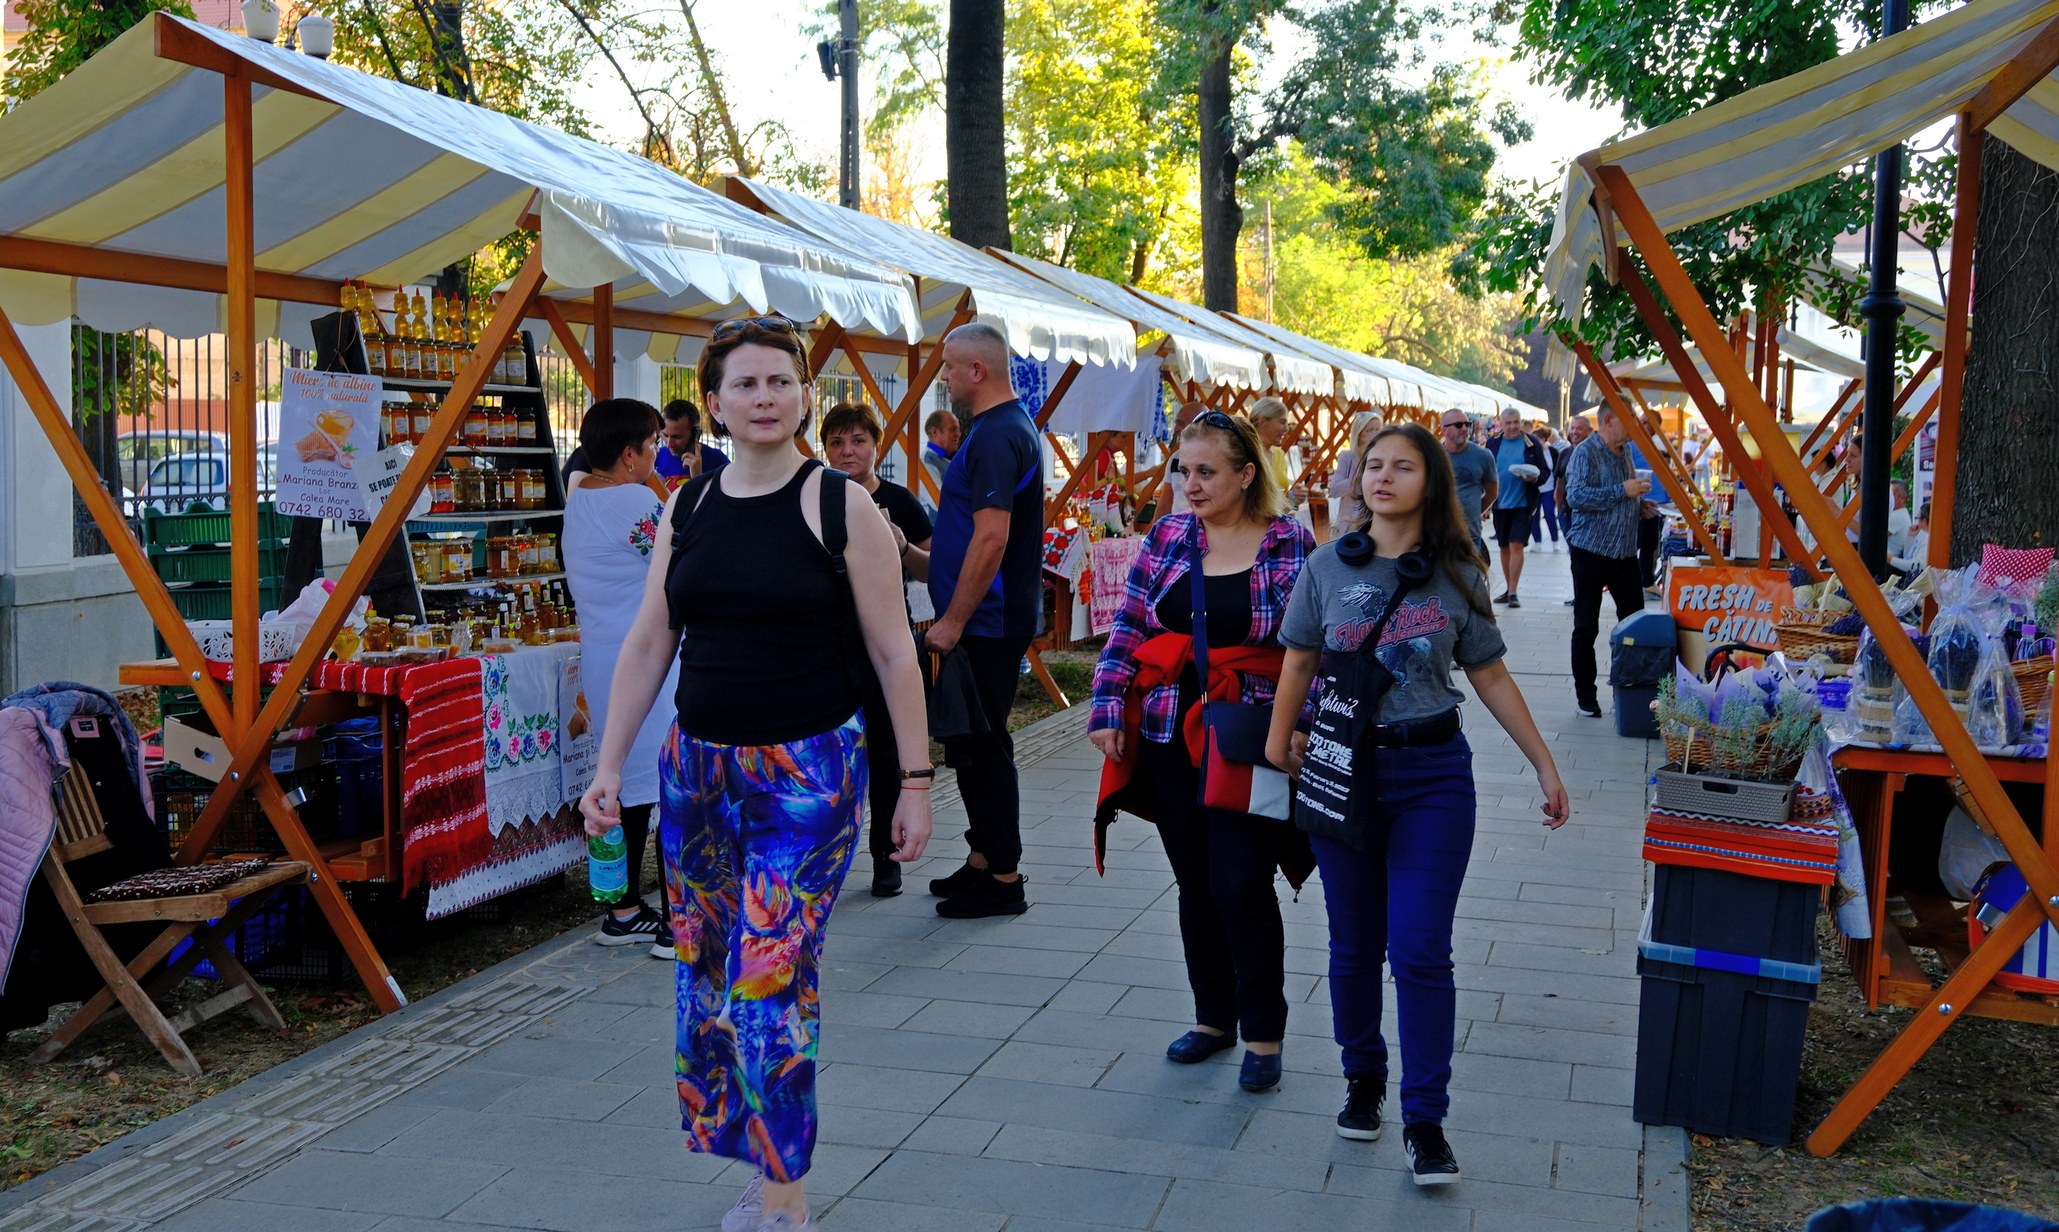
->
xmin=1439 ymin=410 xmax=1497 ymax=552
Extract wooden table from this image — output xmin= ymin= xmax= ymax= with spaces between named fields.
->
xmin=1833 ymin=744 xmax=2059 ymax=1027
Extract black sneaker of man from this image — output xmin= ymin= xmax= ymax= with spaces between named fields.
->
xmin=934 ymin=871 xmax=1029 ymax=918
xmin=1577 ymin=699 xmax=1603 ymax=718
xmin=928 ymin=863 xmax=986 ymax=898
xmin=1506 ymin=594 xmax=1521 ymax=609
xmin=1494 ymin=591 xmax=1513 ymax=604
xmin=1335 ymin=1075 xmax=1383 ymax=1140
xmin=1403 ymin=1123 xmax=1462 ymax=1186
xmin=870 ymin=856 xmax=903 ymax=898
xmin=597 ymin=903 xmax=673 ymax=960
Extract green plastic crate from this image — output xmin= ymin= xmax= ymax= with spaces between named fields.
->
xmin=148 ymin=539 xmax=289 ymax=583
xmin=144 ymin=501 xmax=293 ymax=547
xmin=167 ymin=580 xmax=285 ymax=621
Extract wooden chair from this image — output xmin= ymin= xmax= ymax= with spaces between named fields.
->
xmin=30 ymin=767 xmax=310 ymax=1077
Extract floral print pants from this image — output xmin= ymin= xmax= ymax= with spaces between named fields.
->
xmin=658 ymin=712 xmax=864 ymax=1182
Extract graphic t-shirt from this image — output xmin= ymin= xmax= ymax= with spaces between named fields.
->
xmin=1495 ymin=436 xmax=1532 ymax=509
xmin=1446 ymin=443 xmax=1497 ymax=537
xmin=1279 ymin=543 xmax=1507 ymax=724
xmin=929 ymin=399 xmax=1045 ymax=638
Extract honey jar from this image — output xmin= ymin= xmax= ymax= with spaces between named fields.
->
xmin=362 ymin=616 xmax=394 ymax=653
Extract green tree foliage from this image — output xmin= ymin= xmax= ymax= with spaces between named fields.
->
xmin=1006 ymin=0 xmax=1196 ymax=283
xmin=3 ymin=0 xmax=194 ymax=104
xmin=1474 ymin=0 xmax=1947 ymax=360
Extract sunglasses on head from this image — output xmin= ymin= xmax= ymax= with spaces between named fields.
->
xmin=711 ymin=314 xmax=800 ymax=339
xmin=1194 ymin=410 xmax=1241 ymax=432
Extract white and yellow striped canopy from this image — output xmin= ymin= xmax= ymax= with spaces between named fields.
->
xmin=733 ymin=177 xmax=1135 ymax=369
xmin=1545 ymin=0 xmax=2059 ymax=321
xmin=0 ymin=15 xmax=922 ymax=345
xmin=989 ymin=250 xmax=1269 ymax=390
xmin=1120 ymin=287 xmax=1332 ymax=395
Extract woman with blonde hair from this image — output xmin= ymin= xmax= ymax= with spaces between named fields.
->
xmin=1326 ymin=410 xmax=1386 ymax=536
xmin=1246 ymin=396 xmax=1296 ymax=497
xmin=1090 ymin=409 xmax=1316 ymax=1094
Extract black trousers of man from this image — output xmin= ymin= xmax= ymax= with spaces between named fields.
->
xmin=1570 ymin=545 xmax=1646 ymax=709
xmin=941 ymin=633 xmax=1033 ymax=875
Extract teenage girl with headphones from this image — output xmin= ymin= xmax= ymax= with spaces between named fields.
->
xmin=1265 ymin=421 xmax=1569 ymax=1188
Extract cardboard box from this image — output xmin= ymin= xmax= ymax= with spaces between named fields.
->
xmin=162 ymin=712 xmax=320 ymax=783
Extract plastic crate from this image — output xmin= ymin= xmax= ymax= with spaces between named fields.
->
xmin=1648 ymin=864 xmax=1820 ymax=968
xmin=166 ymin=580 xmax=287 ymax=622
xmin=325 ymin=729 xmax=383 ymax=838
xmin=1654 ymin=767 xmax=1796 ymax=823
xmin=152 ymin=764 xmax=336 ymax=854
xmin=1633 ymin=953 xmax=1817 ymax=1144
xmin=148 ymin=539 xmax=289 ymax=583
xmin=171 ymin=885 xmax=351 ymax=983
xmin=143 ymin=501 xmax=293 ymax=547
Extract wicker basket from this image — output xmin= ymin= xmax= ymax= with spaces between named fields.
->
xmin=2013 ymin=656 xmax=2054 ymax=713
xmin=1778 ymin=606 xmax=1838 ymax=627
xmin=1662 ymin=721 xmax=1791 ymax=779
xmin=1775 ymin=621 xmax=1859 ymax=664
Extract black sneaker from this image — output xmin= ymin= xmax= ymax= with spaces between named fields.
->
xmin=1577 ymin=699 xmax=1602 ymax=718
xmin=1494 ymin=591 xmax=1513 ymax=604
xmin=1505 ymin=594 xmax=1521 ymax=609
xmin=934 ymin=871 xmax=1029 ymax=918
xmin=1336 ymin=1076 xmax=1383 ymax=1140
xmin=1403 ymin=1123 xmax=1461 ymax=1186
xmin=870 ymin=856 xmax=903 ymax=898
xmin=597 ymin=903 xmax=674 ymax=960
xmin=928 ymin=863 xmax=986 ymax=898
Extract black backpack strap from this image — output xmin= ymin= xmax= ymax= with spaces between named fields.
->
xmin=664 ymin=472 xmax=719 ymax=629
xmin=817 ymin=459 xmax=849 ymax=566
xmin=813 ymin=462 xmax=888 ymax=727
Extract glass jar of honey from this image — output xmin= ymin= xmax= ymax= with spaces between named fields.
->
xmin=514 ymin=470 xmax=540 ymax=510
xmin=486 ymin=535 xmax=513 ymax=578
xmin=431 ymin=469 xmax=455 ymax=514
xmin=362 ymin=616 xmax=394 ymax=653
xmin=441 ymin=539 xmax=472 ymax=583
xmin=463 ymin=404 xmax=488 ymax=445
xmin=516 ymin=411 xmax=537 ymax=445
xmin=410 ymin=402 xmax=434 ymax=442
xmin=518 ymin=532 xmax=541 ymax=574
xmin=409 ymin=542 xmax=438 ymax=584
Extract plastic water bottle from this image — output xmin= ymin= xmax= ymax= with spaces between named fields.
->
xmin=588 ymin=825 xmax=627 ymax=904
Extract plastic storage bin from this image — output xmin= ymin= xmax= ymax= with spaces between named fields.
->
xmin=1610 ymin=610 xmax=1677 ymax=738
xmin=1805 ymin=1199 xmax=2059 ymax=1231
xmin=1633 ymin=864 xmax=1822 ymax=1144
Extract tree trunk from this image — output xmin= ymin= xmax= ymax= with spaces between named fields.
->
xmin=1198 ymin=40 xmax=1241 ymax=312
xmin=1953 ymin=137 xmax=2059 ymax=562
xmin=946 ymin=0 xmax=1011 ymax=251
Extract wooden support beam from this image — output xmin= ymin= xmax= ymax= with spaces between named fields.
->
xmin=1047 ymin=431 xmax=1114 ymax=523
xmin=1571 ymin=337 xmax=1728 ymax=564
xmin=0 ymin=309 xmax=234 ymax=736
xmin=1602 ymin=167 xmax=2059 ymax=1159
xmin=1798 ymin=378 xmax=1863 ymax=461
xmin=224 ymin=68 xmax=259 ymax=739
xmin=535 ymin=299 xmax=599 ymax=397
xmin=1933 ymin=118 xmax=1981 ymax=567
xmin=153 ymin=11 xmax=330 ymax=101
xmin=0 ymin=235 xmax=345 ymax=308
xmin=591 ymin=283 xmax=614 ymax=401
xmin=1034 ymin=361 xmax=1083 ymax=430
xmin=877 ymin=297 xmax=972 ymax=459
xmin=1965 ymin=13 xmax=2059 ymax=131
xmin=1615 ymin=259 xmax=1824 ymax=578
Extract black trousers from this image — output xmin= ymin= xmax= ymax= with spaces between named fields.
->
xmin=1638 ymin=513 xmax=1663 ymax=587
xmin=619 ymin=802 xmax=653 ymax=900
xmin=1570 ymin=545 xmax=1646 ymax=707
xmin=1137 ymin=735 xmax=1293 ymax=1042
xmin=941 ymin=633 xmax=1032 ymax=875
xmin=865 ymin=704 xmax=901 ymax=863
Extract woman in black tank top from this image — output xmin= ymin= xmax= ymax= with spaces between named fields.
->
xmin=578 ymin=320 xmax=932 ymax=1230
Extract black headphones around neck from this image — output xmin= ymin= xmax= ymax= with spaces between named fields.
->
xmin=1336 ymin=531 xmax=1433 ymax=582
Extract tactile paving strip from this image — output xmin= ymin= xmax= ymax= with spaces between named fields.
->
xmin=0 ymin=980 xmax=586 ymax=1229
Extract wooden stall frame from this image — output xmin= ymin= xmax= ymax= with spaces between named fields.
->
xmin=1589 ymin=139 xmax=2059 ymax=1153
xmin=1568 ymin=338 xmax=1729 ymax=563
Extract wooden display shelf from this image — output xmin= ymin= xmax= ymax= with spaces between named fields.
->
xmin=410 ymin=509 xmax=563 ymax=524
xmin=443 ymin=444 xmax=556 ymax=455
xmin=380 ymin=376 xmax=533 ymax=395
xmin=419 ymin=570 xmax=566 ymax=592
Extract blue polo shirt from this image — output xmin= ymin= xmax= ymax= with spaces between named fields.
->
xmin=929 ymin=399 xmax=1044 ymax=638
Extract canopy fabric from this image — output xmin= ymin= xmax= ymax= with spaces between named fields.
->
xmin=989 ymin=250 xmax=1267 ymax=389
xmin=731 ymin=177 xmax=1135 ymax=368
xmin=1120 ymin=287 xmax=1331 ymax=394
xmin=1369 ymin=355 xmax=1503 ymax=416
xmin=1543 ymin=0 xmax=2059 ymax=321
xmin=1221 ymin=312 xmax=1408 ymax=405
xmin=0 ymin=15 xmax=922 ymax=344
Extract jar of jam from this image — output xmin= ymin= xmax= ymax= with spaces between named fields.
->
xmin=486 ymin=407 xmax=508 ymax=446
xmin=516 ymin=411 xmax=537 ymax=445
xmin=411 ymin=402 xmax=434 ymax=442
xmin=430 ymin=468 xmax=455 ymax=513
xmin=463 ymin=404 xmax=488 ymax=445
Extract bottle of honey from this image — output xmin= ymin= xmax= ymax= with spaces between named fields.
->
xmin=399 ymin=292 xmax=423 ymax=379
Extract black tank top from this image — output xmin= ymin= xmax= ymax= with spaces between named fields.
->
xmin=1153 ymin=567 xmax=1255 ymax=715
xmin=666 ymin=463 xmax=861 ymax=746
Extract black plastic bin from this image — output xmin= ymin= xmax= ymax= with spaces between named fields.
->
xmin=1610 ymin=610 xmax=1676 ymax=738
xmin=1634 ymin=865 xmax=1823 ymax=1145
xmin=1806 ymin=1198 xmax=2059 ymax=1231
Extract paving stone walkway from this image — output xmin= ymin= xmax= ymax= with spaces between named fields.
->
xmin=0 ymin=546 xmax=1687 ymax=1232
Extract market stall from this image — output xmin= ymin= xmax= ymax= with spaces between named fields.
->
xmin=1543 ymin=0 xmax=2059 ymax=1155
xmin=0 ymin=12 xmax=923 ymax=1015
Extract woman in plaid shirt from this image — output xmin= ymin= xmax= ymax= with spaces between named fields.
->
xmin=1089 ymin=411 xmax=1315 ymax=1094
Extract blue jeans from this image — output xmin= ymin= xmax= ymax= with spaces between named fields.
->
xmin=1312 ymin=733 xmax=1476 ymax=1125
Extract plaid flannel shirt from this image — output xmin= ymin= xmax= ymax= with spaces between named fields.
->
xmin=1089 ymin=512 xmax=1315 ymax=743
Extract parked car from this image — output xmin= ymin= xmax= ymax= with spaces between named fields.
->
xmin=115 ymin=431 xmax=224 ymax=500
xmin=141 ymin=443 xmax=279 ymax=513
